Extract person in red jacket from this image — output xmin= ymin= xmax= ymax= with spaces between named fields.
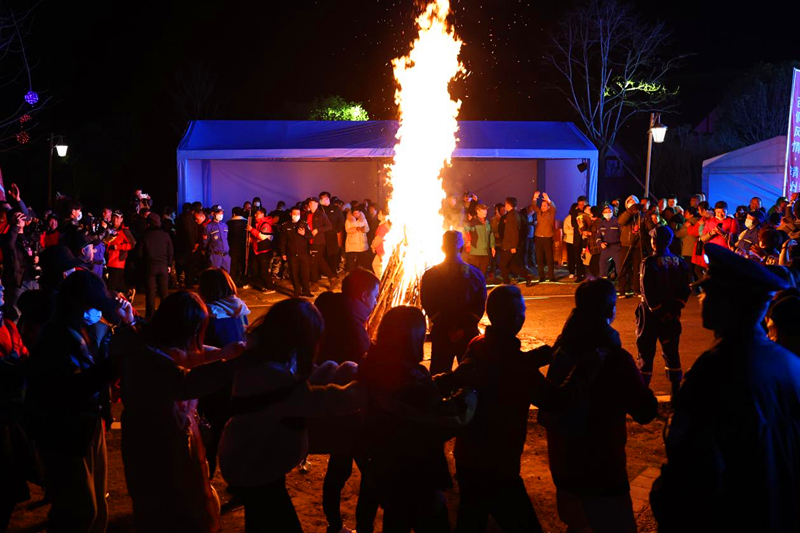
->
xmin=246 ymin=208 xmax=276 ymax=294
xmin=105 ymin=210 xmax=137 ymax=294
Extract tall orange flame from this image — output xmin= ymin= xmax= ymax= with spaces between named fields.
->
xmin=383 ymin=0 xmax=465 ymax=307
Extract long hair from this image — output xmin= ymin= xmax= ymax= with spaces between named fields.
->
xmin=198 ymin=268 xmax=237 ymax=304
xmin=142 ymin=291 xmax=209 ymax=352
xmin=375 ymin=306 xmax=427 ymax=366
xmin=245 ymin=298 xmax=324 ymax=380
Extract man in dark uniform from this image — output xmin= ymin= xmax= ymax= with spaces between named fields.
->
xmin=306 ymin=197 xmax=340 ymax=290
xmin=421 ymin=231 xmax=487 ymax=375
xmin=635 ymin=225 xmax=691 ymax=399
xmin=650 ymin=243 xmax=800 ymax=532
xmin=498 ymin=197 xmax=532 ymax=286
xmin=138 ymin=213 xmax=174 ymax=318
xmin=618 ymin=195 xmax=643 ymax=296
xmin=226 ymin=207 xmax=248 ymax=285
xmin=204 ymin=205 xmax=230 ymax=272
xmin=280 ymin=206 xmax=313 ymax=298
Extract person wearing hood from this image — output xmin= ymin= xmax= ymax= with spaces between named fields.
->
xmin=138 ymin=213 xmax=174 ymax=319
xmin=26 ymin=270 xmax=136 ymax=533
xmin=597 ymin=205 xmax=622 ymax=283
xmin=360 ymin=306 xmax=476 ymax=532
xmin=219 ymin=299 xmax=366 ymax=533
xmin=618 ymin=195 xmax=643 ymax=296
xmin=539 ymin=278 xmax=657 ymax=532
xmin=434 ymin=285 xmax=575 ymax=533
xmin=421 ymin=231 xmax=487 ymax=376
xmin=197 ymin=268 xmax=251 ymax=479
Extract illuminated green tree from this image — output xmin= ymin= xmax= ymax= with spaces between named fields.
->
xmin=308 ymin=95 xmax=369 ymax=121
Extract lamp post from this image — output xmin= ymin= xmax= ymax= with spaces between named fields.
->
xmin=47 ymin=133 xmax=68 ymax=207
xmin=643 ymin=112 xmax=667 ymax=199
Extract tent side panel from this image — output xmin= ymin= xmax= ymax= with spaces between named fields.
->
xmin=542 ymin=159 xmax=589 ymax=217
xmin=441 ymin=160 xmax=537 ymax=208
xmin=177 ymin=158 xmax=207 ymax=209
xmin=707 ymin=171 xmax=783 ymax=214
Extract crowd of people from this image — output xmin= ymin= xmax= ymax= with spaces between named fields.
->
xmin=2 ymin=182 xmax=800 ymax=533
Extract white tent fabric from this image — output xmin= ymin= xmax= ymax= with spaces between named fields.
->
xmin=702 ymin=136 xmax=788 ymax=211
xmin=177 ymin=120 xmax=598 ymax=214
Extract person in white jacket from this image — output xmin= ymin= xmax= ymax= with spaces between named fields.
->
xmin=218 ymin=299 xmax=366 ymax=533
xmin=344 ymin=204 xmax=370 ymax=272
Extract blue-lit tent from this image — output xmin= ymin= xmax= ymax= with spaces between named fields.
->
xmin=177 ymin=120 xmax=598 ymax=215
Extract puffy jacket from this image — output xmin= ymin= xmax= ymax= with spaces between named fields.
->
xmin=105 ymin=226 xmax=136 ymax=269
xmin=465 ymin=218 xmax=495 ymax=256
xmin=618 ymin=203 xmax=642 ymax=248
xmin=675 ymin=215 xmax=699 ymax=258
xmin=563 ymin=214 xmax=574 ymax=245
xmin=344 ymin=213 xmax=369 ymax=253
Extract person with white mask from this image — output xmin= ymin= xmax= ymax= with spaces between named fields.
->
xmin=26 ymin=270 xmax=135 ymax=533
xmin=597 ymin=204 xmax=622 ymax=285
xmin=204 ymin=205 xmax=231 ymax=272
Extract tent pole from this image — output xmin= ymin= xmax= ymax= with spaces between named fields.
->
xmin=644 ymin=113 xmax=654 ymax=199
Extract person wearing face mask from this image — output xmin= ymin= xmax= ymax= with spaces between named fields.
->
xmin=618 ymin=196 xmax=643 ymax=296
xmin=735 ymin=210 xmax=766 ymax=257
xmin=319 ymin=192 xmax=344 ymax=276
xmin=280 ymin=207 xmax=313 ymax=298
xmin=247 ymin=207 xmax=277 ymax=294
xmin=203 ymin=205 xmax=231 ymax=272
xmin=597 ymin=205 xmax=622 ymax=284
xmin=26 ymin=270 xmax=136 ymax=533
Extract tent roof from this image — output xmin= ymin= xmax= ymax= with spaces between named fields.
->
xmin=702 ymin=135 xmax=788 ymax=172
xmin=177 ymin=120 xmax=598 ymax=160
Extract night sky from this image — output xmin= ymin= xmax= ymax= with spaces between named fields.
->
xmin=3 ymin=0 xmax=798 ymax=211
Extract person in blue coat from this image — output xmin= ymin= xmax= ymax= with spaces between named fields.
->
xmin=597 ymin=205 xmax=622 ymax=282
xmin=204 ymin=205 xmax=231 ymax=272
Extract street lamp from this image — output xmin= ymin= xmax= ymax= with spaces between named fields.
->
xmin=48 ymin=134 xmax=68 ymax=207
xmin=644 ymin=112 xmax=667 ymax=199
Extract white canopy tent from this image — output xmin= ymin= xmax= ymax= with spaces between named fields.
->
xmin=702 ymin=136 xmax=788 ymax=210
xmin=177 ymin=120 xmax=598 ymax=215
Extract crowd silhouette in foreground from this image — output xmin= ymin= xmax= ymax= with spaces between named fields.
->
xmin=2 ymin=186 xmax=800 ymax=532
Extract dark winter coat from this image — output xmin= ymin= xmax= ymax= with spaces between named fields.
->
xmin=138 ymin=227 xmax=174 ymax=272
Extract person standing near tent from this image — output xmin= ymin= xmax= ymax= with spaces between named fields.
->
xmin=499 ymin=197 xmax=532 ymax=286
xmin=306 ymin=197 xmax=340 ymax=290
xmin=319 ymin=192 xmax=344 ymax=276
xmin=532 ymin=191 xmax=557 ymax=283
xmin=204 ymin=205 xmax=231 ymax=272
xmin=247 ymin=208 xmax=277 ymax=294
xmin=597 ymin=205 xmax=622 ymax=283
xmin=281 ymin=206 xmax=313 ymax=298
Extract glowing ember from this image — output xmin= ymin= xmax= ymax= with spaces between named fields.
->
xmin=380 ymin=0 xmax=464 ymax=309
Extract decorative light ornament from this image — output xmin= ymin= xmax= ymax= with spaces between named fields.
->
xmin=19 ymin=114 xmax=31 ymax=124
xmin=24 ymin=91 xmax=38 ymax=105
xmin=15 ymin=131 xmax=30 ymax=144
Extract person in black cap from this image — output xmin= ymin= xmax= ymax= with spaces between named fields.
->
xmin=635 ymin=225 xmax=691 ymax=399
xmin=420 ymin=231 xmax=487 ymax=375
xmin=204 ymin=205 xmax=231 ymax=272
xmin=650 ymin=243 xmax=800 ymax=532
xmin=138 ymin=213 xmax=174 ymax=318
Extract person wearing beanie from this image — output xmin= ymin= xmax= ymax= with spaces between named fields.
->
xmin=635 ymin=225 xmax=691 ymax=399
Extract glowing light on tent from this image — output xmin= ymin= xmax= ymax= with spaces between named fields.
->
xmin=380 ymin=0 xmax=464 ymax=308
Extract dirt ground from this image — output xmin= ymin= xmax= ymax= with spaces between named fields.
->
xmin=9 ymin=403 xmax=669 ymax=533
